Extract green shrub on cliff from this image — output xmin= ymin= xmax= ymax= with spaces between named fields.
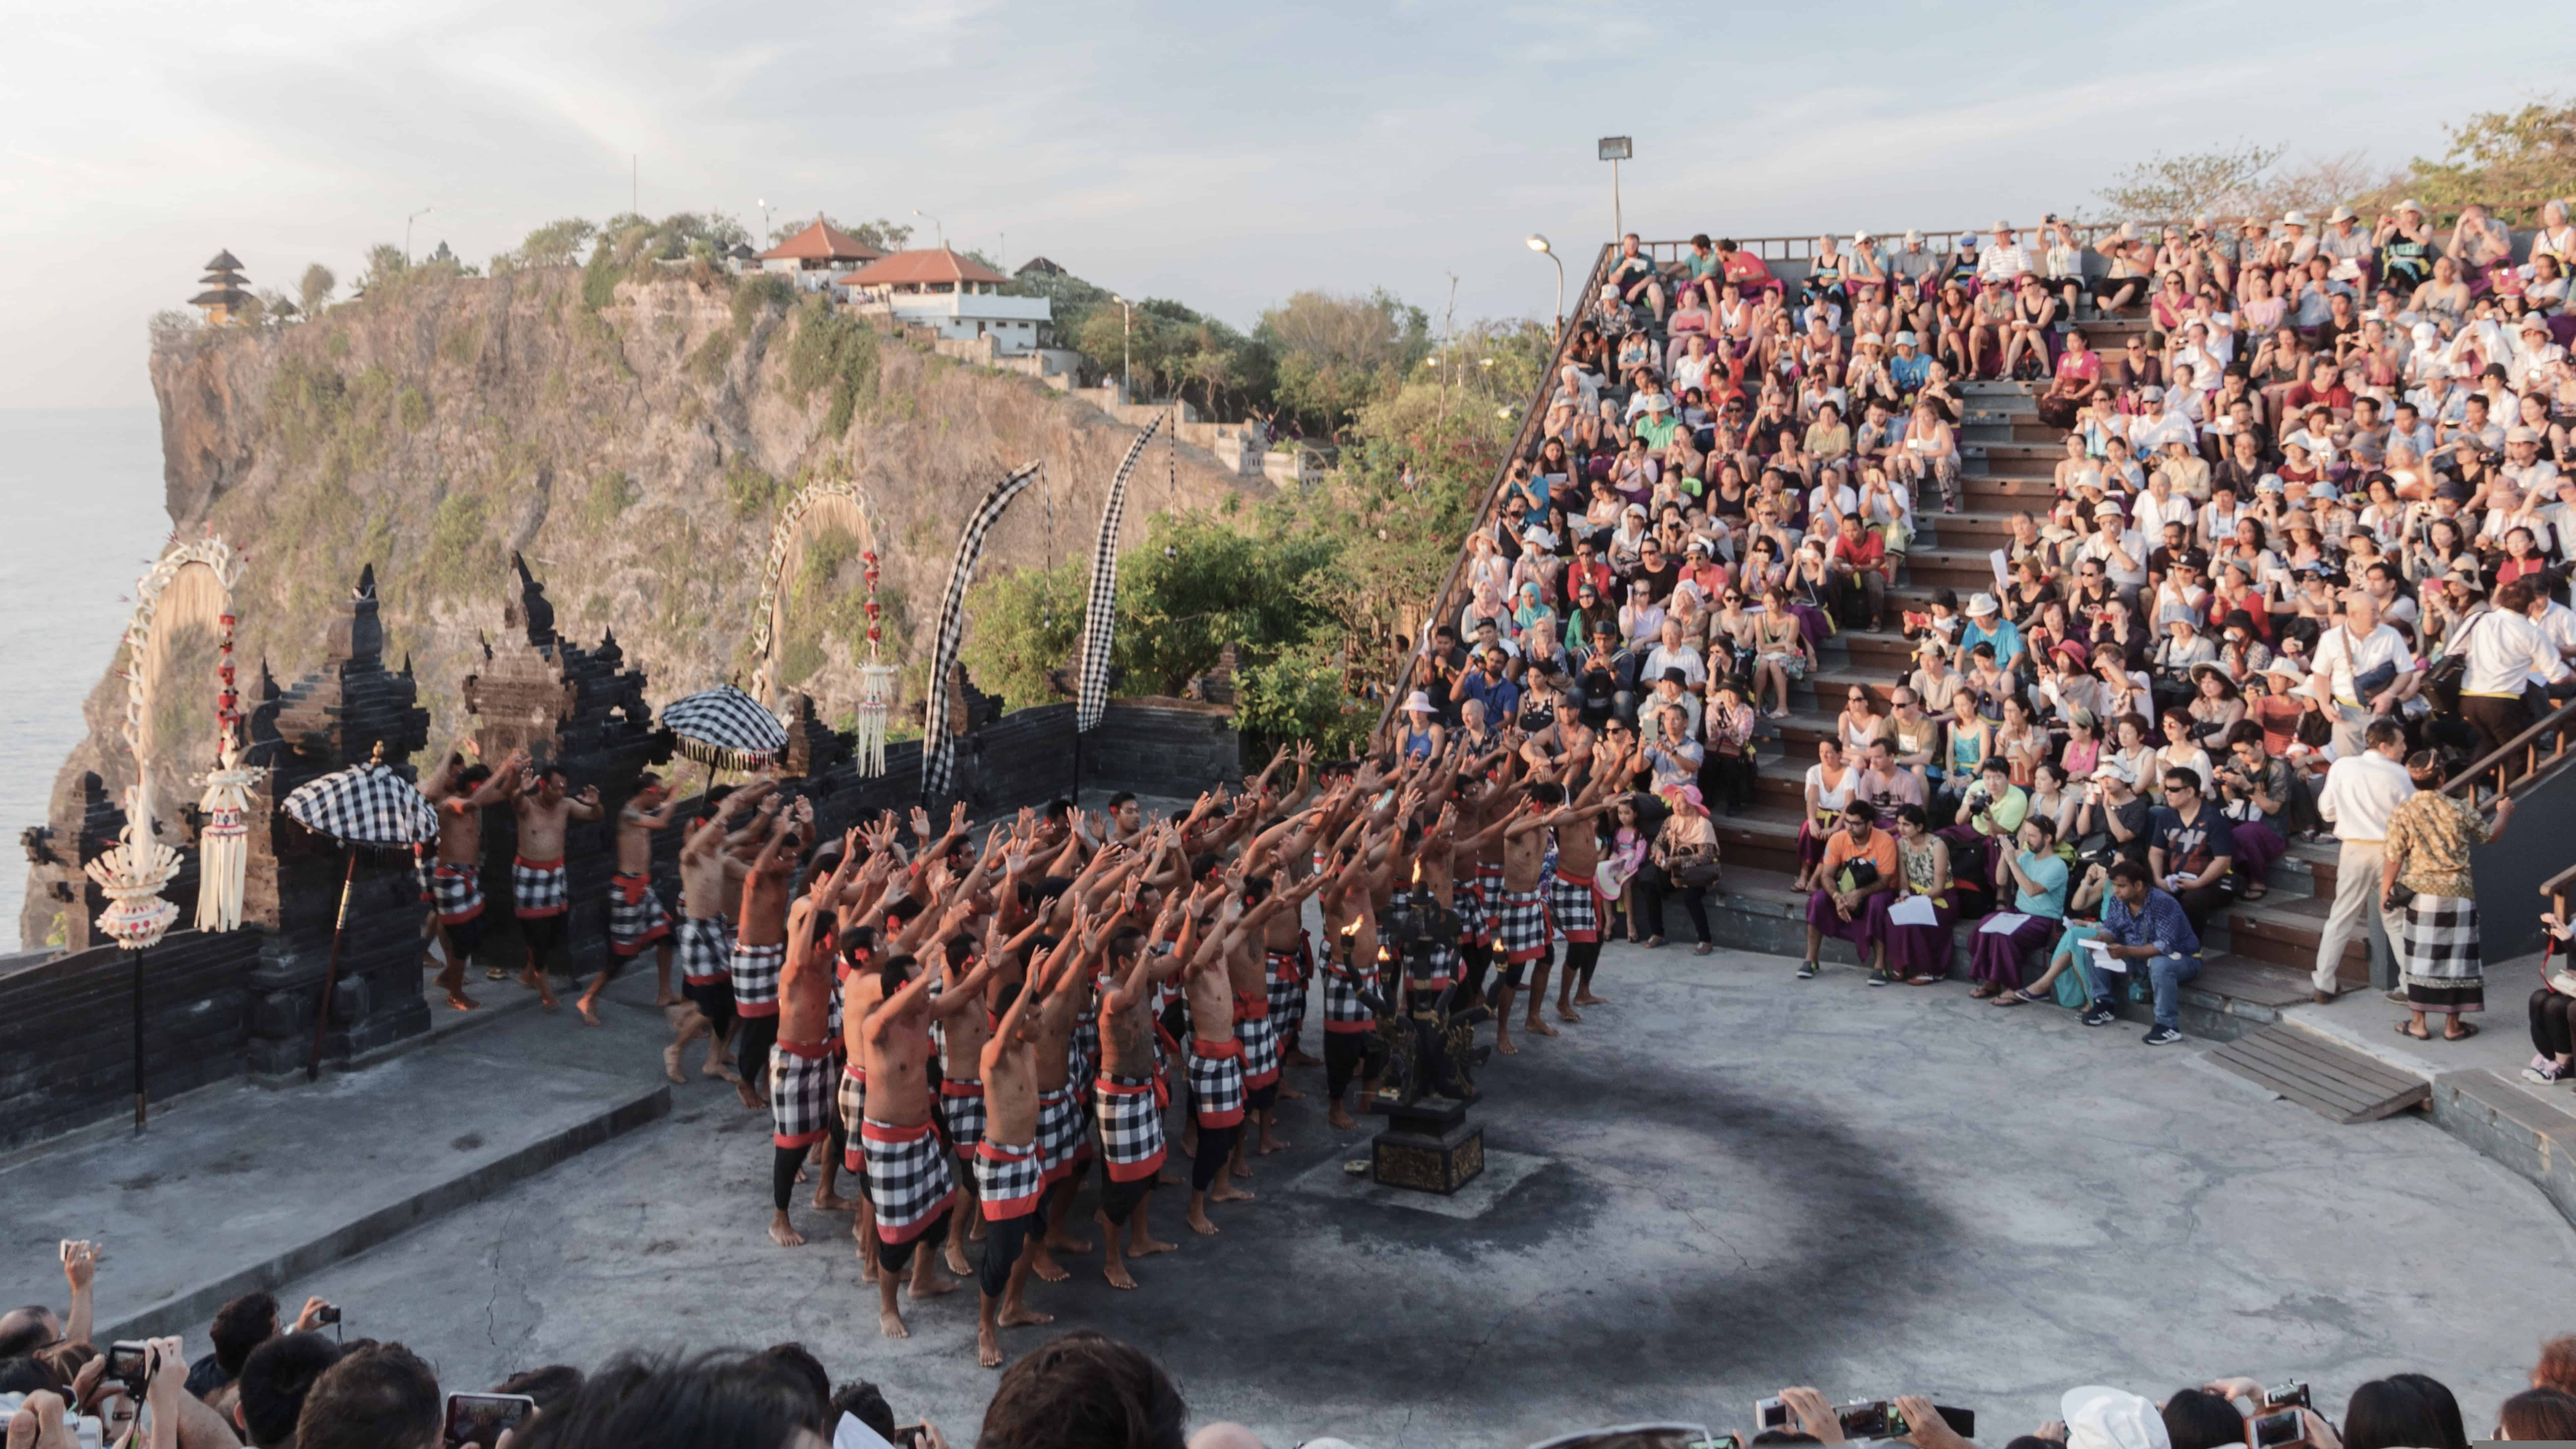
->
xmin=784 ymin=297 xmax=880 ymax=436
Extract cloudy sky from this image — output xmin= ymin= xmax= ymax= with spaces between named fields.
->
xmin=6 ymin=0 xmax=2575 ymax=409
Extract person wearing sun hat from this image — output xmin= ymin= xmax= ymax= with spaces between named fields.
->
xmin=2377 ymin=199 xmax=2436 ymax=292
xmin=1395 ymin=691 xmax=1445 ymax=761
xmin=1959 ymin=592 xmax=2025 ymax=671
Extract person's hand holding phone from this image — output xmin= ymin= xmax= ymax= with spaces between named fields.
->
xmin=1895 ymin=1396 xmax=1970 ymax=1449
xmin=1780 ymin=1388 xmax=1846 ymax=1446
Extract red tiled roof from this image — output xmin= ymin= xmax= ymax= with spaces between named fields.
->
xmin=836 ymin=248 xmax=1010 ymax=288
xmin=755 ymin=219 xmax=884 ymax=264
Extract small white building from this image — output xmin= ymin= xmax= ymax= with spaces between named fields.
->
xmin=836 ymin=248 xmax=1050 ymax=354
xmin=755 ymin=218 xmax=884 ymax=291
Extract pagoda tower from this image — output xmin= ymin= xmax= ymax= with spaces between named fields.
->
xmin=191 ymin=251 xmax=252 ymax=325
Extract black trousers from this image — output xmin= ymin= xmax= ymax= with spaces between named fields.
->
xmin=1698 ymin=751 xmax=1757 ymax=813
xmin=2460 ymin=693 xmax=2532 ymax=763
xmin=1191 ymin=1125 xmax=1241 ymax=1190
xmin=979 ymin=1203 xmax=1045 ymax=1299
xmin=1637 ymin=868 xmax=1711 ymax=944
xmin=2171 ymin=881 xmax=2231 ymax=934
xmin=2534 ymin=988 xmax=2576 ymax=1058
xmin=1100 ymin=1172 xmax=1152 ymax=1225
xmin=1324 ymin=1029 xmax=1368 ymax=1100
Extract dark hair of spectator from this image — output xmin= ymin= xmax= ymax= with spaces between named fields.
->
xmin=2161 ymin=1389 xmax=2247 ymax=1449
xmin=2109 ymin=859 xmax=2152 ymax=887
xmin=210 ymin=1291 xmax=280 ymax=1378
xmin=834 ymin=1380 xmax=898 ymax=1442
xmin=978 ymin=1331 xmax=1187 ymax=1449
xmin=237 ymin=1332 xmax=345 ymax=1449
xmin=2341 ymin=1379 xmax=2446 ymax=1449
xmin=512 ymin=1350 xmax=828 ymax=1449
xmin=756 ymin=1343 xmax=833 ymax=1427
xmin=0 ymin=1306 xmax=55 ymax=1359
xmin=296 ymin=1341 xmax=442 ymax=1449
xmin=2499 ymin=1389 xmax=2576 ymax=1442
xmin=0 ymin=1356 xmax=59 ymax=1396
xmin=494 ymin=1364 xmax=587 ymax=1418
xmin=2387 ymin=1374 xmax=2466 ymax=1449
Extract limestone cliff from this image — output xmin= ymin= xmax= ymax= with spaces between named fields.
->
xmin=23 ymin=264 xmax=1259 ymax=949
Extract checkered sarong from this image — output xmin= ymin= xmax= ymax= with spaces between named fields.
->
xmin=2399 ymin=894 xmax=2483 ymax=984
xmin=607 ymin=872 xmax=671 ymax=956
xmin=730 ymin=940 xmax=786 ymax=1017
xmin=1234 ymin=994 xmax=1279 ymax=1088
xmin=769 ymin=1040 xmax=834 ymax=1149
xmin=837 ymin=1064 xmax=869 ymax=1173
xmin=862 ymin=1117 xmax=957 ymax=1244
xmin=1070 ymin=1016 xmax=1100 ymax=1095
xmin=940 ymin=1078 xmax=986 ymax=1162
xmin=1450 ymin=882 xmax=1485 ymax=950
xmin=429 ymin=862 xmax=484 ymax=925
xmin=1188 ymin=1036 xmax=1246 ymax=1127
xmin=1547 ymin=867 xmax=1600 ymax=944
xmin=1036 ymin=1084 xmax=1092 ymax=1182
xmin=1494 ymin=887 xmax=1549 ymax=963
xmin=1094 ymin=1073 xmax=1166 ymax=1181
xmin=1323 ymin=956 xmax=1377 ymax=1032
xmin=677 ymin=917 xmax=731 ymax=983
xmin=1265 ymin=948 xmax=1302 ymax=1023
xmin=512 ymin=855 xmax=568 ymax=919
xmin=1473 ymin=863 xmax=1506 ymax=946
xmin=975 ymin=1139 xmax=1046 ymax=1221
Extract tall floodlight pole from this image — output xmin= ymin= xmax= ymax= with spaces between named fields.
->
xmin=1598 ymin=136 xmax=1633 ymax=241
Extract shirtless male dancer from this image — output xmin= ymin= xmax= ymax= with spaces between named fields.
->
xmin=673 ymin=783 xmax=775 ymax=1100
xmin=766 ymin=837 xmax=856 ymax=1248
xmin=1542 ymin=763 xmax=1622 ymax=1022
xmin=973 ymin=923 xmax=1075 ymax=1367
xmin=509 ymin=765 xmax=602 ymax=1011
xmin=859 ymin=917 xmax=996 ymax=1338
xmin=1478 ymin=780 xmax=1560 ymax=1054
xmin=734 ymin=796 xmax=812 ymax=1104
xmin=583 ymin=771 xmax=679 ymax=1025
xmin=1093 ymin=893 xmax=1195 ymax=1288
xmin=1179 ymin=884 xmax=1254 ymax=1236
xmin=420 ymin=745 xmax=522 ymax=1011
xmin=1225 ymin=865 xmax=1329 ymax=1166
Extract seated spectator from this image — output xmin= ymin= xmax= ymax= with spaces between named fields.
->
xmin=978 ymin=1332 xmax=1187 ymax=1449
xmin=296 ymin=1341 xmax=443 ymax=1449
xmin=236 ymin=1331 xmax=345 ymax=1449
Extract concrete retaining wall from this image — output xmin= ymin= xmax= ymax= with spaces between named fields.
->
xmin=0 ymin=928 xmax=262 ymax=1152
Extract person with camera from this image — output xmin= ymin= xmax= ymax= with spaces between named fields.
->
xmin=2216 ymin=723 xmax=2296 ymax=899
xmin=1967 ymin=814 xmax=2069 ymax=998
xmin=2070 ymin=765 xmax=2151 ymax=873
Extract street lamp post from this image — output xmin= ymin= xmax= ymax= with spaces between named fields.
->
xmin=914 ymin=208 xmax=944 ymax=249
xmin=1598 ymin=136 xmax=1632 ymax=241
xmin=405 ymin=206 xmax=433 ymax=267
xmin=1526 ymin=234 xmax=1564 ymax=340
xmin=1110 ymin=295 xmax=1132 ymax=399
xmin=758 ymin=198 xmax=770 ymax=241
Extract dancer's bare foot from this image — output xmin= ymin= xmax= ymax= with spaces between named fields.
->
xmin=1043 ymin=1226 xmax=1093 ymax=1254
xmin=1328 ymin=1103 xmax=1357 ymax=1130
xmin=1277 ymin=1082 xmax=1305 ymax=1101
xmin=1210 ymin=1181 xmax=1255 ymax=1204
xmin=999 ymin=1303 xmax=1052 ymax=1328
xmin=1028 ymin=1246 xmax=1069 ymax=1283
xmin=907 ymin=1269 xmax=961 ymax=1299
xmin=1104 ymin=1260 xmax=1137 ymax=1290
xmin=443 ymin=989 xmax=481 ymax=1012
xmin=734 ymin=1079 xmax=763 ymax=1110
xmin=1187 ymin=1208 xmax=1220 ymax=1236
xmin=946 ymin=1243 xmax=973 ymax=1277
xmin=1523 ymin=1016 xmax=1560 ymax=1038
xmin=1496 ymin=1034 xmax=1520 ymax=1055
xmin=879 ymin=1308 xmax=908 ymax=1339
xmin=1230 ymin=1158 xmax=1254 ymax=1180
xmin=663 ymin=1044 xmax=686 ymax=1084
xmin=811 ymin=1190 xmax=857 ymax=1212
xmin=654 ymin=988 xmax=679 ymax=1007
xmin=1257 ymin=1130 xmax=1290 ymax=1155
xmin=1283 ymin=1047 xmax=1320 ymax=1067
xmin=703 ymin=1056 xmax=741 ymax=1082
xmin=576 ymin=995 xmax=602 ymax=1026
xmin=1574 ymin=991 xmax=1608 ymax=1006
xmin=1127 ymin=1223 xmax=1177 ymax=1256
xmin=768 ymin=1214 xmax=804 ymax=1247
xmin=978 ymin=1327 xmax=1005 ymax=1369
xmin=1556 ymin=1005 xmax=1583 ymax=1023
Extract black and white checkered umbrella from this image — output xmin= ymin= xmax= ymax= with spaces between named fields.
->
xmin=661 ymin=684 xmax=788 ymax=770
xmin=280 ymin=762 xmax=439 ymax=849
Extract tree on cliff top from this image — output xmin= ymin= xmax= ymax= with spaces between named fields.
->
xmin=770 ymin=214 xmax=914 ymax=254
xmin=298 ymin=264 xmax=336 ymax=319
xmin=490 ymin=218 xmax=598 ymax=273
xmin=1258 ymin=289 xmax=1430 ymax=441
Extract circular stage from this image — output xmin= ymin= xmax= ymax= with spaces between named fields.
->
xmin=303 ymin=942 xmax=2575 ymax=1447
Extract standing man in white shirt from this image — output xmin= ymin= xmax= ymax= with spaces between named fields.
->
xmin=2307 ymin=593 xmax=2420 ymax=757
xmin=1978 ymin=223 xmax=2031 ymax=289
xmin=2454 ymin=576 xmax=2574 ymax=759
xmin=2309 ymin=717 xmax=2416 ymax=1002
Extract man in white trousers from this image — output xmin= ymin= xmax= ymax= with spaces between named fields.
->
xmin=2310 ymin=716 xmax=2417 ymax=1002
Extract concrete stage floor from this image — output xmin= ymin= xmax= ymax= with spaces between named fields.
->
xmin=240 ymin=937 xmax=2576 ymax=1448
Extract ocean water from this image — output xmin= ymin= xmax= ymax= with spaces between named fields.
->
xmin=0 ymin=408 xmax=170 ymax=953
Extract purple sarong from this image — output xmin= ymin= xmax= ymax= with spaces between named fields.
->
xmin=1969 ymin=912 xmax=2057 ymax=989
xmin=1806 ymin=887 xmax=1875 ymax=946
xmin=1865 ymin=893 xmax=1956 ymax=980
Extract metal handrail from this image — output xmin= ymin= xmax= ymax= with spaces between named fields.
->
xmin=2443 ymin=695 xmax=2576 ymax=810
xmin=1371 ymin=241 xmax=1614 ymax=742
